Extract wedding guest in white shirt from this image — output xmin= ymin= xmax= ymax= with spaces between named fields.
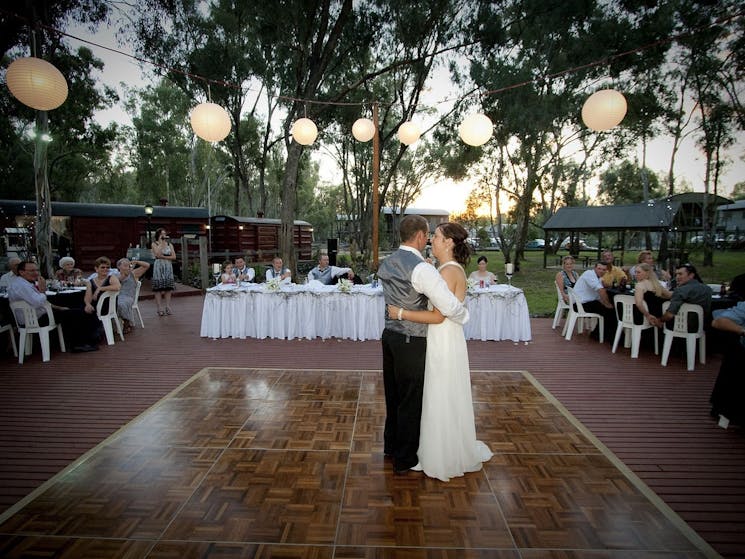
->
xmin=572 ymin=261 xmax=616 ymax=342
xmin=308 ymin=254 xmax=354 ymax=285
xmin=233 ymin=256 xmax=255 ymax=282
xmin=266 ymin=256 xmax=292 ymax=284
xmin=8 ymin=260 xmax=101 ymax=352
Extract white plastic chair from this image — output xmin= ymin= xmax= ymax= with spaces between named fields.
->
xmin=10 ymin=300 xmax=65 ymax=364
xmin=552 ymin=282 xmax=571 ymax=331
xmin=660 ymin=301 xmax=706 ymax=371
xmin=564 ymin=287 xmax=604 ymax=343
xmin=612 ymin=294 xmax=658 ymax=358
xmin=131 ymin=280 xmax=145 ymax=328
xmin=1 ymin=322 xmax=18 ymax=357
xmin=97 ymin=291 xmax=124 ymax=345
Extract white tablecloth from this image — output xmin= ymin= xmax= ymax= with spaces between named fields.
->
xmin=200 ymin=283 xmax=531 ymax=342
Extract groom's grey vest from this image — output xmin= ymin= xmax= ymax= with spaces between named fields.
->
xmin=378 ymin=249 xmax=428 ymax=337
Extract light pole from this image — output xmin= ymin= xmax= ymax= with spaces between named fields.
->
xmin=144 ymin=204 xmax=153 ymax=246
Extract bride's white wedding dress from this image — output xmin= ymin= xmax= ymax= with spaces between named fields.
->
xmin=413 ymin=261 xmax=493 ymax=481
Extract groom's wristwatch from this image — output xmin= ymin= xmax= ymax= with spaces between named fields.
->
xmin=397 ymin=307 xmax=404 ymax=320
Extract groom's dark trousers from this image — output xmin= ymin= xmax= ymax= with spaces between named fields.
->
xmin=382 ymin=329 xmax=427 ymax=471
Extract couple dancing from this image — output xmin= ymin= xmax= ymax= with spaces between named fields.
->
xmin=378 ymin=215 xmax=493 ymax=481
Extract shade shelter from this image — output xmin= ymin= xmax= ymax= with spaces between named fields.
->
xmin=541 ymin=193 xmax=732 ymax=268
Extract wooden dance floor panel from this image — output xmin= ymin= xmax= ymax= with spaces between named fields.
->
xmin=0 ymin=368 xmax=713 ymax=558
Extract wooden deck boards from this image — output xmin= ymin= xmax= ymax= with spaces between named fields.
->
xmin=1 ymin=293 xmax=743 ymax=557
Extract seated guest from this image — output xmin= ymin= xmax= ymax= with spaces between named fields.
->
xmin=84 ymin=257 xmax=121 ymax=316
xmin=308 ymin=254 xmax=354 ymax=284
xmin=8 ymin=260 xmax=101 ymax=352
xmin=554 ymin=255 xmax=578 ymax=303
xmin=0 ymin=257 xmax=21 ymax=289
xmin=650 ymin=263 xmax=712 ymax=329
xmin=633 ymin=263 xmax=671 ymax=319
xmin=709 ymin=299 xmax=745 ymax=425
xmin=55 ymin=256 xmax=83 ymax=284
xmin=469 ymin=256 xmax=497 ymax=286
xmin=221 ymin=261 xmax=237 ymax=284
xmin=600 ymin=250 xmax=627 ymax=288
xmin=233 ymin=256 xmax=255 ymax=282
xmin=115 ymin=257 xmax=150 ymax=334
xmin=266 ymin=256 xmax=292 ymax=284
xmin=628 ymin=250 xmax=670 ymax=283
xmin=573 ymin=261 xmax=617 ymax=342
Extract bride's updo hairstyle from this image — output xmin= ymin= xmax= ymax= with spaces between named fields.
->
xmin=437 ymin=222 xmax=472 ymax=266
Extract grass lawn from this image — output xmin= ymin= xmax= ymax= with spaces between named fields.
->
xmin=468 ymin=248 xmax=745 ymax=317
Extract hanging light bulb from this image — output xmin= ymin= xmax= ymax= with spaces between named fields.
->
xmin=458 ymin=113 xmax=494 ymax=146
xmin=6 ymin=57 xmax=68 ymax=111
xmin=581 ymin=89 xmax=627 ymax=131
xmin=397 ymin=121 xmax=421 ymax=145
xmin=292 ymin=117 xmax=318 ymax=145
xmin=352 ymin=118 xmax=375 ymax=142
xmin=190 ymin=102 xmax=232 ymax=142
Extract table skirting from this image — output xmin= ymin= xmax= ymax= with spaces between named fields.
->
xmin=200 ymin=283 xmax=531 ymax=342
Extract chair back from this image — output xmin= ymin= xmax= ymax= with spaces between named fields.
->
xmin=555 ymin=282 xmax=569 ymax=306
xmin=614 ymin=294 xmax=642 ymax=325
xmin=10 ymin=300 xmax=55 ymax=330
xmin=134 ymin=280 xmax=142 ymax=301
xmin=96 ymin=291 xmax=119 ymax=319
xmin=662 ymin=301 xmax=704 ymax=336
xmin=566 ymin=287 xmax=584 ymax=313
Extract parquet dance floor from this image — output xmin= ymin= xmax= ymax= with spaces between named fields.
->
xmin=0 ymin=367 xmax=715 ymax=558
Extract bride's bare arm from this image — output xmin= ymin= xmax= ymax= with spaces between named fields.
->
xmin=387 ymin=304 xmax=445 ymax=324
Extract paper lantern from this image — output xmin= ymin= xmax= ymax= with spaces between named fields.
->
xmin=397 ymin=121 xmax=421 ymax=145
xmin=352 ymin=118 xmax=375 ymax=142
xmin=6 ymin=57 xmax=68 ymax=111
xmin=292 ymin=117 xmax=318 ymax=145
xmin=581 ymin=89 xmax=627 ymax=131
xmin=190 ymin=102 xmax=232 ymax=142
xmin=458 ymin=113 xmax=493 ymax=146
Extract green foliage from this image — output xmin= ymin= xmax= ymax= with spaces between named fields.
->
xmin=598 ymin=160 xmax=664 ymax=205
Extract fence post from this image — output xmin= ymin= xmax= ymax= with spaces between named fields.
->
xmin=180 ymin=237 xmax=188 ymax=283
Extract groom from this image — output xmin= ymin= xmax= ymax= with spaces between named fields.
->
xmin=378 ymin=215 xmax=469 ymax=474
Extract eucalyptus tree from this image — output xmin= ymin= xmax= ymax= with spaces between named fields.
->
xmin=125 ymin=80 xmax=193 ymax=206
xmin=671 ymin=0 xmax=742 ymax=265
xmin=1 ymin=0 xmax=111 ymax=275
xmin=459 ymin=0 xmax=675 ymax=264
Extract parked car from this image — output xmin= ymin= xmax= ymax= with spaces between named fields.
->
xmin=524 ymin=239 xmax=545 ymax=250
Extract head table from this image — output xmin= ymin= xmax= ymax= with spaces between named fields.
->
xmin=200 ymin=282 xmax=531 ymax=342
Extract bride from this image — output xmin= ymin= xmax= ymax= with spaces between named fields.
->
xmin=387 ymin=222 xmax=492 ymax=481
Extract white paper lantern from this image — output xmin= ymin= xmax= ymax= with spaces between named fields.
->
xmin=352 ymin=118 xmax=375 ymax=142
xmin=397 ymin=121 xmax=421 ymax=145
xmin=458 ymin=113 xmax=494 ymax=146
xmin=292 ymin=117 xmax=318 ymax=145
xmin=581 ymin=89 xmax=627 ymax=131
xmin=190 ymin=102 xmax=232 ymax=142
xmin=6 ymin=57 xmax=68 ymax=111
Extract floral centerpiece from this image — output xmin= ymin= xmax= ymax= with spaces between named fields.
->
xmin=337 ymin=278 xmax=353 ymax=293
xmin=466 ymin=277 xmax=477 ymax=292
xmin=265 ymin=277 xmax=282 ymax=292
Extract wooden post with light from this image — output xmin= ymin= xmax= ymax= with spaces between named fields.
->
xmin=144 ymin=204 xmax=153 ymax=246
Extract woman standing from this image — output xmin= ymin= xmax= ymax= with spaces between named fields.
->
xmin=468 ymin=256 xmax=497 ymax=286
xmin=84 ymin=256 xmax=121 ymax=316
xmin=115 ymin=257 xmax=150 ymax=333
xmin=151 ymin=228 xmax=176 ymax=316
xmin=387 ymin=222 xmax=492 ymax=481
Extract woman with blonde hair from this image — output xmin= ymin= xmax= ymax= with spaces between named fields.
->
xmin=634 ymin=262 xmax=671 ymax=320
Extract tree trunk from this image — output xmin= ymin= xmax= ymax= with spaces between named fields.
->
xmin=280 ymin=142 xmax=303 ymax=276
xmin=34 ymin=110 xmax=54 ymax=278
